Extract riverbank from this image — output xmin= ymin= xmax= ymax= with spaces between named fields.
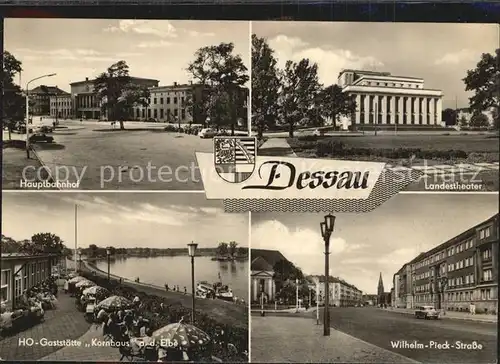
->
xmin=81 ymin=260 xmax=248 ymax=329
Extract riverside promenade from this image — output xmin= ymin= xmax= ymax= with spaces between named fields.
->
xmin=81 ymin=261 xmax=247 ymax=329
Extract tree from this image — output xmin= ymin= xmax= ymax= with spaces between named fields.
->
xmin=187 ymin=43 xmax=249 ymax=135
xmin=216 ymin=242 xmax=229 ymax=257
xmin=463 ymin=48 xmax=500 ymax=130
xmin=458 ymin=115 xmax=469 ymax=128
xmin=17 ymin=233 xmax=65 ymax=256
xmin=1 ymin=235 xmax=22 ymax=253
xmin=2 ymin=51 xmax=25 ymax=140
xmin=442 ymin=108 xmax=458 ymax=126
xmin=318 ymin=84 xmax=357 ymax=129
xmin=88 ymin=244 xmax=98 ymax=258
xmin=94 ymin=60 xmax=150 ymax=130
xmin=280 ymin=59 xmax=321 ymax=137
xmin=251 ymin=34 xmax=281 ymax=139
xmin=228 ymin=241 xmax=238 ymax=258
xmin=469 ymin=112 xmax=490 ymax=128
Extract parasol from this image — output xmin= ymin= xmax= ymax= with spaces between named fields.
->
xmin=75 ymin=280 xmax=97 ymax=288
xmin=68 ymin=276 xmax=86 ymax=284
xmin=152 ymin=321 xmax=211 ymax=349
xmin=82 ymin=286 xmax=110 ymax=298
xmin=96 ymin=295 xmax=132 ymax=311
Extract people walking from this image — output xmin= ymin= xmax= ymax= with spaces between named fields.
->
xmin=165 ymin=284 xmax=169 ymax=292
xmin=184 ymin=286 xmax=187 ymax=295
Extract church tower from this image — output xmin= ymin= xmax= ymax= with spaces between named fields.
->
xmin=377 ymin=273 xmax=385 ymax=304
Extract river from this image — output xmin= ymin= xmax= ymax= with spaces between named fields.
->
xmin=95 ymin=256 xmax=249 ymax=300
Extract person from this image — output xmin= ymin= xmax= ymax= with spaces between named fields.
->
xmin=165 ymin=284 xmax=169 ymax=292
xmin=470 ymin=302 xmax=476 ymax=315
xmin=157 ymin=346 xmax=168 ymax=362
xmin=184 ymin=287 xmax=187 ymax=295
xmin=133 ymin=295 xmax=140 ymax=306
xmin=117 ymin=309 xmax=124 ymax=322
xmin=63 ymin=279 xmax=69 ymax=293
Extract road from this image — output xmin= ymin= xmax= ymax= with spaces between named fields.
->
xmin=24 ymin=118 xmax=212 ymax=190
xmin=320 ymin=307 xmax=497 ymax=363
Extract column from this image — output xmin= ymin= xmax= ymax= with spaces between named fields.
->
xmin=405 ymin=97 xmax=412 ymax=124
xmin=436 ymin=98 xmax=443 ymax=125
xmin=390 ymin=96 xmax=396 ymax=124
xmin=429 ymin=98 xmax=435 ymax=125
xmin=364 ymin=94 xmax=370 ymax=124
xmin=381 ymin=95 xmax=387 ymax=124
xmin=398 ymin=96 xmax=404 ymax=124
xmin=422 ymin=97 xmax=428 ymax=125
xmin=355 ymin=94 xmax=361 ymax=125
xmin=415 ymin=96 xmax=420 ymax=124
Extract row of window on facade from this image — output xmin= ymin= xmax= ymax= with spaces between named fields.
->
xmin=150 ymin=96 xmax=185 ymax=105
xmin=135 ymin=108 xmax=187 ymax=120
xmin=415 ymin=269 xmax=494 ymax=293
xmin=361 ymin=81 xmax=423 ymax=89
xmin=415 ymin=288 xmax=494 ymax=302
xmin=1 ymin=261 xmax=50 ymax=303
xmin=413 ymin=228 xmax=492 ymax=270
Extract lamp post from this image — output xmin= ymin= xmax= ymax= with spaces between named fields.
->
xmin=106 ymin=248 xmax=111 ymax=281
xmin=187 ymin=242 xmax=198 ymax=324
xmin=295 ymin=278 xmax=299 ymax=312
xmin=77 ymin=249 xmax=82 ymax=272
xmin=316 ymin=282 xmax=319 ymax=325
xmin=320 ymin=213 xmax=336 ymax=336
xmin=26 ymin=73 xmax=56 ymax=158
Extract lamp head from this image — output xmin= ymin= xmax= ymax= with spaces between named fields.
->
xmin=106 ymin=248 xmax=111 ymax=256
xmin=187 ymin=242 xmax=198 ymax=257
xmin=324 ymin=214 xmax=336 ymax=233
xmin=320 ymin=222 xmax=327 ymax=238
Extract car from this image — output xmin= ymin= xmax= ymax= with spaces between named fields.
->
xmin=198 ymin=128 xmax=217 ymax=138
xmin=37 ymin=125 xmax=53 ymax=133
xmin=29 ymin=133 xmax=54 ymax=143
xmin=414 ymin=305 xmax=440 ymax=319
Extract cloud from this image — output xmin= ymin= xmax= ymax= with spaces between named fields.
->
xmin=434 ymin=49 xmax=477 ymax=66
xmin=15 ymin=48 xmax=115 ymax=63
xmin=104 ymin=20 xmax=177 ymax=38
xmin=136 ymin=40 xmax=174 ymax=49
xmin=269 ymin=35 xmax=384 ymax=86
xmin=186 ymin=30 xmax=216 ymax=37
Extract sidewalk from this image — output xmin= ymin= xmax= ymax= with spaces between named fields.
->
xmin=258 ymin=138 xmax=297 ymax=157
xmin=382 ymin=307 xmax=497 ymax=323
xmin=251 ymin=316 xmax=418 ymax=363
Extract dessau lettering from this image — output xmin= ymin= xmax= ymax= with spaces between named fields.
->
xmin=242 ymin=161 xmax=370 ymax=191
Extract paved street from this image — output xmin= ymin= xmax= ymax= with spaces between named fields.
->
xmin=251 ymin=315 xmax=418 ymax=363
xmin=321 ymin=307 xmax=497 ymax=363
xmin=16 ymin=118 xmax=213 ymax=190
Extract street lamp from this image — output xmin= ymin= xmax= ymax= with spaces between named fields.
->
xmin=320 ymin=213 xmax=336 ymax=336
xmin=316 ymin=282 xmax=320 ymax=325
xmin=106 ymin=248 xmax=111 ymax=281
xmin=77 ymin=249 xmax=82 ymax=272
xmin=26 ymin=73 xmax=56 ymax=158
xmin=187 ymin=241 xmax=198 ymax=324
xmin=295 ymin=278 xmax=299 ymax=312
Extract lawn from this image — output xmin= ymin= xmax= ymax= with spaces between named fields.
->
xmin=288 ymin=133 xmax=499 ymax=163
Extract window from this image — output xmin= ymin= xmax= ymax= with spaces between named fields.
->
xmin=483 ymin=269 xmax=493 ymax=281
xmin=482 ymin=249 xmax=492 ymax=260
xmin=142 ymin=109 xmax=145 ymax=118
xmin=160 ymin=109 xmax=164 ymax=119
xmin=153 ymin=109 xmax=157 ymax=119
xmin=166 ymin=97 xmax=170 ymax=104
xmin=1 ymin=270 xmax=11 ymax=303
xmin=148 ymin=109 xmax=151 ymax=118
xmin=174 ymin=109 xmax=178 ymax=117
xmin=160 ymin=98 xmax=164 ymax=104
xmin=174 ymin=97 xmax=178 ymax=104
xmin=479 ymin=227 xmax=491 ymax=239
xmin=181 ymin=109 xmax=186 ymax=119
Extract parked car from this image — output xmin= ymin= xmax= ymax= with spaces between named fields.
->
xmin=198 ymin=128 xmax=217 ymax=138
xmin=414 ymin=305 xmax=440 ymax=319
xmin=29 ymin=133 xmax=54 ymax=143
xmin=37 ymin=125 xmax=53 ymax=133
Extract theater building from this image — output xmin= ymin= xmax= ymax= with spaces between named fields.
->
xmin=69 ymin=76 xmax=159 ymax=120
xmin=250 ymin=249 xmax=288 ymax=303
xmin=393 ymin=214 xmax=499 ymax=313
xmin=338 ymin=69 xmax=444 ymax=129
xmin=49 ymin=92 xmax=73 ymax=119
xmin=1 ymin=253 xmax=59 ymax=310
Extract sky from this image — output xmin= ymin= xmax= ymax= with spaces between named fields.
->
xmin=2 ymin=192 xmax=248 ymax=250
xmin=251 ymin=193 xmax=499 ymax=294
xmin=253 ymin=22 xmax=499 ymax=109
xmin=4 ymin=19 xmax=250 ymax=92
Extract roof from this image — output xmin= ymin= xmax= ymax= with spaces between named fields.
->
xmin=251 ymin=256 xmax=274 ymax=272
xmin=70 ymin=76 xmax=159 ymax=86
xmin=30 ymin=86 xmax=69 ymax=95
xmin=0 ymin=252 xmax=59 ymax=261
xmin=339 ymin=69 xmax=423 ymax=81
xmin=251 ymin=249 xmax=288 ymax=268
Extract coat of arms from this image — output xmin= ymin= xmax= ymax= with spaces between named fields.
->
xmin=214 ymin=136 xmax=257 ymax=183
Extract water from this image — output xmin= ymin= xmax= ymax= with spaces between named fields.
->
xmin=95 ymin=256 xmax=249 ymax=300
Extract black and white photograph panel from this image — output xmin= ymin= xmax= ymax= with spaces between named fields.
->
xmin=0 ymin=192 xmax=249 ymax=362
xmin=3 ymin=19 xmax=250 ymax=191
xmin=250 ymin=194 xmax=498 ymax=363
xmin=251 ymin=22 xmax=499 ymax=191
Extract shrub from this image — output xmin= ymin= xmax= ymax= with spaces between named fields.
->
xmin=297 ymin=135 xmax=318 ymax=142
xmin=163 ymin=125 xmax=177 ymax=132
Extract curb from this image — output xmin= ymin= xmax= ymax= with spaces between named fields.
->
xmin=29 ymin=147 xmax=59 ymax=189
xmin=383 ymin=309 xmax=497 ymax=323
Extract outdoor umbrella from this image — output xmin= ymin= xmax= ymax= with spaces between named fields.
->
xmin=96 ymin=295 xmax=132 ymax=311
xmin=152 ymin=322 xmax=211 ymax=349
xmin=75 ymin=280 xmax=97 ymax=289
xmin=68 ymin=276 xmax=86 ymax=284
xmin=82 ymin=286 xmax=110 ymax=298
